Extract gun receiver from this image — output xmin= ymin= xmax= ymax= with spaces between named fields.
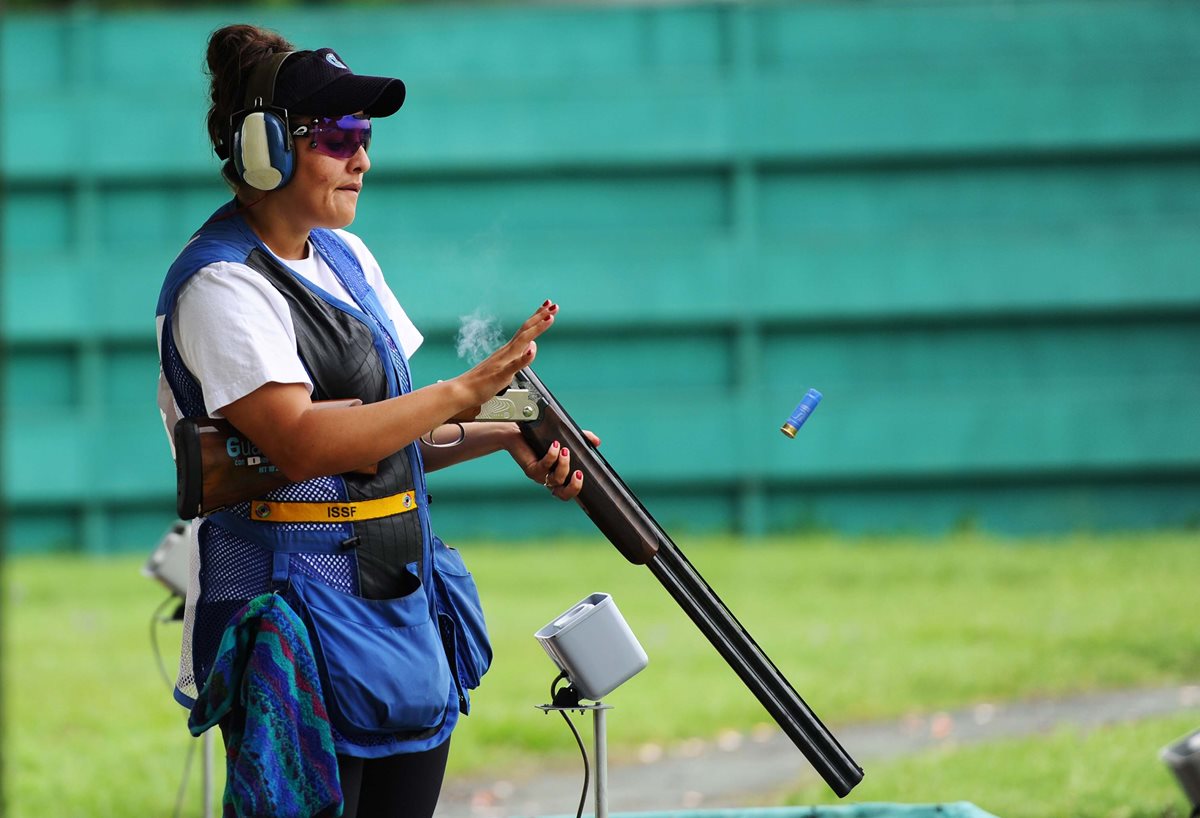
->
xmin=514 ymin=367 xmax=864 ymax=797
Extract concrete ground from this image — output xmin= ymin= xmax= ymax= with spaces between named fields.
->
xmin=435 ymin=683 xmax=1200 ymax=818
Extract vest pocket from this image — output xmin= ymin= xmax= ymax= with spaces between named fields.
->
xmin=432 ymin=536 xmax=493 ymax=693
xmin=289 ymin=568 xmax=450 ymax=735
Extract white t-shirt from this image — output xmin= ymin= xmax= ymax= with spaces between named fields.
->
xmin=155 ymin=229 xmax=422 ymax=450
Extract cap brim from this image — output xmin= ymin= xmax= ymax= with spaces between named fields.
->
xmin=293 ymin=74 xmax=406 ymax=119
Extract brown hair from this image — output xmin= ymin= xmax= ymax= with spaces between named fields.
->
xmin=204 ymin=24 xmax=295 ymax=184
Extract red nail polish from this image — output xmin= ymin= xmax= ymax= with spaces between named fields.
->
xmin=574 ymin=471 xmax=582 ymax=480
xmin=561 ymin=448 xmax=569 ymax=457
xmin=542 ymin=299 xmax=550 ymax=307
xmin=549 ymin=303 xmax=559 ymax=312
xmin=552 ymin=440 xmax=560 ymax=448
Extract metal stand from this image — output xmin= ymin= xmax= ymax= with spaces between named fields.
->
xmin=537 ymin=702 xmax=613 ymax=818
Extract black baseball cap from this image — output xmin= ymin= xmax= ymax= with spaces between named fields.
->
xmin=274 ymin=48 xmax=406 ymax=118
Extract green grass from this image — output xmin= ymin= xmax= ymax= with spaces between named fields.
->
xmin=3 ymin=532 xmax=1198 ymax=817
xmin=784 ymin=713 xmax=1200 ymax=818
xmin=2 ymin=552 xmax=216 ymax=817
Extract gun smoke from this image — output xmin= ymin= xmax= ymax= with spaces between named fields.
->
xmin=455 ymin=309 xmax=504 ymax=364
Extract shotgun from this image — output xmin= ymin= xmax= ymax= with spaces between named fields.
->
xmin=173 ymin=390 xmax=541 ymax=519
xmin=513 ymin=366 xmax=864 ymax=797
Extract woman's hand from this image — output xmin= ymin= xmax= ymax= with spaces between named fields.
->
xmin=453 ymin=301 xmax=558 ymax=407
xmin=509 ymin=430 xmax=602 ymax=501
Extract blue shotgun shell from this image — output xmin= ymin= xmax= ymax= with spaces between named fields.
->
xmin=780 ymin=389 xmax=822 ymax=438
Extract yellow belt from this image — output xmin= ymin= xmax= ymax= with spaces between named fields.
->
xmin=250 ymin=490 xmax=417 ymax=523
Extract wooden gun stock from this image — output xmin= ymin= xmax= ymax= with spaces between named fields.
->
xmin=514 ymin=367 xmax=864 ymax=797
xmin=173 ymin=399 xmax=376 ymax=520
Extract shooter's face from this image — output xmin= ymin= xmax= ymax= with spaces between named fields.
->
xmin=275 ymin=117 xmax=371 ymax=230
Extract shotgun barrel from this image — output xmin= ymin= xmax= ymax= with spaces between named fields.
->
xmin=515 ymin=366 xmax=863 ymax=797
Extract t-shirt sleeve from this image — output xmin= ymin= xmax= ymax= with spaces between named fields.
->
xmin=335 ymin=229 xmax=424 ymax=358
xmin=172 ymin=261 xmax=313 ymax=416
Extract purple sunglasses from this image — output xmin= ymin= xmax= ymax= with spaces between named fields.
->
xmin=291 ymin=114 xmax=372 ymax=159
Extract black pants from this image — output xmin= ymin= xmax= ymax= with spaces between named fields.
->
xmin=337 ymin=738 xmax=451 ymax=818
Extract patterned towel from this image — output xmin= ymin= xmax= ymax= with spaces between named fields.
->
xmin=189 ymin=593 xmax=342 ymax=818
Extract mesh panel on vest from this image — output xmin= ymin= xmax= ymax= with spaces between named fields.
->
xmin=162 ymin=319 xmax=206 ymax=418
xmin=200 ymin=522 xmax=273 ymax=598
xmin=186 ymin=598 xmax=253 ymax=702
xmin=265 ymin=475 xmax=341 ymax=502
xmin=185 ymin=522 xmax=272 ymax=697
xmin=290 ymin=552 xmax=358 ymax=595
xmin=176 ymin=599 xmax=197 ymax=699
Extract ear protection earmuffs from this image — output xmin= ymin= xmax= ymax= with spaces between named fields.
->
xmin=230 ymin=51 xmax=296 ymax=191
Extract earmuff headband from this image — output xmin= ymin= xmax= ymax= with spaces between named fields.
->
xmin=243 ymin=50 xmax=294 ymax=112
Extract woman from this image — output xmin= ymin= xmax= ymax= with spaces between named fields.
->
xmin=156 ymin=24 xmax=594 ymax=818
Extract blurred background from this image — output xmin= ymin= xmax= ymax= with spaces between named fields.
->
xmin=2 ymin=2 xmax=1200 ymax=818
xmin=2 ymin=0 xmax=1198 ymax=554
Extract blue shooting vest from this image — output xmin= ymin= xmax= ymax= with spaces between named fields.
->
xmin=158 ymin=202 xmax=489 ymax=756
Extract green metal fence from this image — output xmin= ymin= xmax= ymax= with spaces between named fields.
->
xmin=3 ymin=1 xmax=1199 ymax=553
